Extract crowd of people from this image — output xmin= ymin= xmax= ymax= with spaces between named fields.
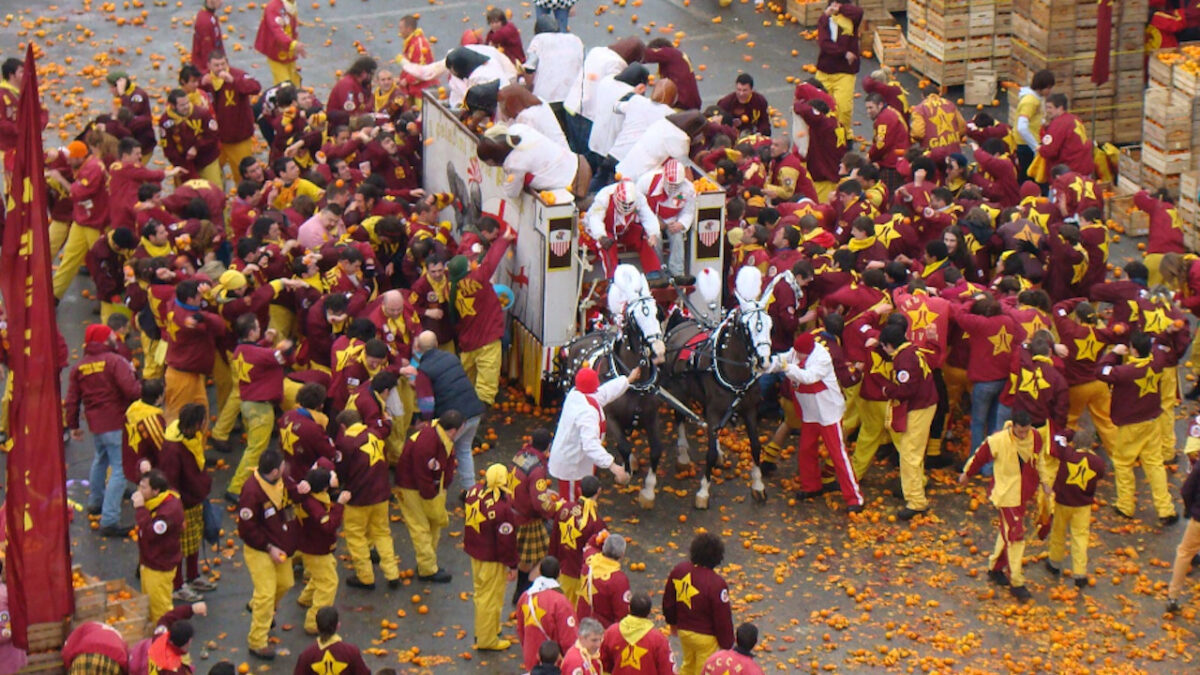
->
xmin=3 ymin=0 xmax=1200 ymax=673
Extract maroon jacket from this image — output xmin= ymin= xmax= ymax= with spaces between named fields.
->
xmin=716 ymin=91 xmax=770 ymax=136
xmin=108 ymin=160 xmax=166 ymax=229
xmin=516 ymin=586 xmax=576 ymax=671
xmin=395 ymin=421 xmax=455 ymax=498
xmin=510 ymin=444 xmax=559 ymax=526
xmin=575 ymin=551 xmax=632 ymax=628
xmin=279 ymin=408 xmax=339 ymax=483
xmin=1050 ymin=435 xmax=1106 ymax=507
xmin=1052 ymin=299 xmax=1118 ymax=386
xmin=85 ymin=234 xmax=129 ymax=304
xmin=550 ymin=498 xmax=608 ymax=579
xmin=462 ymin=484 xmax=519 ymax=567
xmin=869 ymin=106 xmax=907 ymax=170
xmin=485 ymin=21 xmax=526 ymax=64
xmin=296 ymin=493 xmax=344 ymax=556
xmin=793 ymin=100 xmax=845 ymax=182
xmin=136 ymin=491 xmax=185 ymax=572
xmin=237 ymin=472 xmax=302 ymax=554
xmin=233 ymin=340 xmax=290 ymax=402
xmin=293 ymin=637 xmax=370 ymax=675
xmin=815 ymin=4 xmax=863 ymax=75
xmin=662 ymin=561 xmax=734 ymax=648
xmin=191 ymin=8 xmax=223 ymax=73
xmin=326 ymin=74 xmax=373 ymax=127
xmin=335 ymin=423 xmax=391 ymax=506
xmin=203 ymin=67 xmax=260 ymax=143
xmin=66 ymin=343 xmax=140 ymax=434
xmin=644 ymin=45 xmax=701 ymax=110
xmin=1006 ymin=350 xmax=1068 ymax=429
xmin=1096 ymin=350 xmax=1165 ymax=426
xmin=454 ymin=237 xmax=511 ymax=352
xmin=158 ymin=431 xmax=213 ymax=508
xmin=163 ymin=300 xmax=227 ymax=374
xmin=158 ymin=107 xmax=220 ymax=176
xmin=884 ymin=342 xmax=939 ymax=411
xmin=70 ymin=156 xmax=110 ymax=230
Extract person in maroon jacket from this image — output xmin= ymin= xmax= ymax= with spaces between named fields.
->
xmin=878 ymin=324 xmax=940 ymax=520
xmin=793 ymin=98 xmax=846 ymax=200
xmin=295 ymin=467 xmax=351 ymax=635
xmin=448 ymin=224 xmax=515 ymax=405
xmin=279 ymin=383 xmax=339 ymax=483
xmin=201 ymin=52 xmax=261 ymax=184
xmin=145 ymin=620 xmax=196 ymax=675
xmin=84 ymin=227 xmax=138 ymax=323
xmin=645 ymin=38 xmax=701 ymax=110
xmin=516 ymin=556 xmax=579 ymax=671
xmin=663 ymin=532 xmax=735 ymax=674
xmin=408 ymin=255 xmax=455 ymax=348
xmin=160 ymin=87 xmax=221 ymax=184
xmin=326 ymin=56 xmax=376 ymax=127
xmin=463 ymin=463 xmax=520 ymax=651
xmin=508 ymin=429 xmax=560 ymax=601
xmin=1043 ymin=429 xmax=1105 ymax=589
xmin=395 ymin=412 xmax=464 ymax=583
xmin=163 ymin=279 xmax=228 ymax=421
xmin=485 ymin=8 xmax=526 ymax=65
xmin=702 ymin=622 xmax=766 ymax=675
xmin=123 ymin=379 xmax=167 ymax=484
xmin=191 ymin=0 xmax=224 ymax=73
xmin=970 ymin=137 xmax=1020 ymax=207
xmin=67 ymin=324 xmax=142 ymax=534
xmin=226 ymin=314 xmax=295 ymax=500
xmin=866 ymin=94 xmax=908 ymax=193
xmin=576 ymin=533 xmax=631 ymax=628
xmin=159 ymin=403 xmax=215 ymax=601
xmin=815 ymin=1 xmax=862 ymax=130
xmin=105 ymin=72 xmax=156 ymax=157
xmin=237 ymin=448 xmax=304 ymax=660
xmin=133 ymin=469 xmax=185 ymax=622
xmin=335 ymin=409 xmax=401 ymax=591
xmin=1035 ymin=94 xmax=1094 ymax=179
xmin=109 ymin=137 xmax=182 ymax=230
xmin=293 ymin=607 xmax=371 ymax=675
xmin=54 ymin=134 xmax=112 ymax=300
xmin=550 ymin=476 xmax=609 ymax=606
xmin=950 ymin=293 xmax=1019 ymax=464
xmin=716 ymin=73 xmax=770 ymax=136
xmin=600 ymin=591 xmax=675 ymax=675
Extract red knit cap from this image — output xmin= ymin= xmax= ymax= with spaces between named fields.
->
xmin=575 ymin=367 xmax=600 ymax=394
xmin=84 ymin=324 xmax=113 ymax=344
xmin=793 ymin=332 xmax=815 ymax=355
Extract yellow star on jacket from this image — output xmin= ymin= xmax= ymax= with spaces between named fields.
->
xmin=869 ymin=351 xmax=893 ymax=379
xmin=312 ymin=650 xmax=348 ymax=675
xmin=906 ymin=303 xmax=937 ymax=332
xmin=876 ymin=219 xmax=902 ymax=248
xmin=988 ymin=326 xmax=1012 ymax=355
xmin=1074 ymin=332 xmax=1104 ymax=361
xmin=164 ymin=310 xmax=182 ymax=341
xmin=1065 ymin=458 xmax=1097 ymax=491
xmin=1017 ymin=368 xmax=1049 ymax=398
xmin=1142 ymin=308 xmax=1173 ymax=335
xmin=1134 ymin=369 xmax=1163 ymax=398
xmin=361 ymin=433 xmax=386 ymax=466
xmin=1020 ymin=315 xmax=1049 ymax=339
xmin=230 ymin=352 xmax=254 ymax=384
xmin=673 ymin=573 xmax=700 ymax=609
xmin=620 ymin=643 xmax=649 ymax=669
xmin=929 ymin=105 xmax=959 ymax=137
xmin=522 ymin=595 xmax=547 ymax=631
xmin=559 ymin=517 xmax=582 ymax=549
xmin=279 ymin=422 xmax=301 ymax=456
xmin=464 ymin=499 xmax=486 ymax=532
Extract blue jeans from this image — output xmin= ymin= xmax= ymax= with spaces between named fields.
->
xmin=535 ymin=5 xmax=571 ymax=31
xmin=453 ymin=415 xmax=483 ymax=492
xmin=969 ymin=379 xmax=1008 ymax=455
xmin=88 ymin=429 xmax=126 ymax=528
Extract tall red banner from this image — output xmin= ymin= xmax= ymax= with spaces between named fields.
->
xmin=2 ymin=44 xmax=74 ymax=650
xmin=1091 ymin=0 xmax=1113 ymax=85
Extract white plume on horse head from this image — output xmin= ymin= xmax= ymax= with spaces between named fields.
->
xmin=696 ymin=268 xmax=721 ymax=304
xmin=609 ymin=264 xmax=664 ymax=364
xmin=734 ymin=266 xmax=764 ymax=310
xmin=607 ymin=264 xmax=646 ymax=318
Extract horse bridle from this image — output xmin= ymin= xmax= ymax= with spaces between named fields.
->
xmin=607 ymin=294 xmax=660 ymax=393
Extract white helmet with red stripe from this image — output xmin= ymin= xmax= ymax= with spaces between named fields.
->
xmin=612 ymin=180 xmax=636 ymax=216
xmin=662 ymin=158 xmax=685 ymax=196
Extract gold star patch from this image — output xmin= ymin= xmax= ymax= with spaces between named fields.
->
xmin=360 ymin=433 xmax=386 ymax=466
xmin=465 ymin=498 xmax=486 ymax=533
xmin=1065 ymin=458 xmax=1096 ymax=491
xmin=619 ymin=643 xmax=648 ymax=669
xmin=673 ymin=572 xmax=700 ymax=609
xmin=869 ymin=351 xmax=894 ymax=379
xmin=1074 ymin=332 xmax=1104 ymax=362
xmin=559 ymin=517 xmax=582 ymax=550
xmin=312 ymin=650 xmax=348 ymax=675
xmin=988 ymin=326 xmax=1013 ymax=356
xmin=455 ymin=293 xmax=477 ymax=318
xmin=1142 ymin=308 xmax=1172 ymax=335
xmin=1020 ymin=315 xmax=1048 ymax=339
xmin=876 ymin=219 xmax=901 ymax=248
xmin=165 ymin=310 xmax=182 ymax=341
xmin=1016 ymin=368 xmax=1049 ymax=398
xmin=906 ymin=303 xmax=937 ymax=332
xmin=230 ymin=352 xmax=253 ymax=384
xmin=1135 ymin=368 xmax=1163 ymax=398
xmin=521 ymin=595 xmax=547 ymax=631
xmin=279 ymin=422 xmax=300 ymax=456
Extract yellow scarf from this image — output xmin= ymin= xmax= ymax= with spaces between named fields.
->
xmin=166 ymin=106 xmax=202 ymax=135
xmin=140 ymin=237 xmax=173 ymax=258
xmin=253 ymin=470 xmax=286 ymax=510
xmin=847 ymin=235 xmax=876 ymax=252
xmin=433 ymin=421 xmax=454 ymax=458
xmin=144 ymin=489 xmax=175 ymax=513
xmin=921 ymin=258 xmax=947 ymax=279
xmin=831 ymin=12 xmax=855 ymax=37
xmin=296 ymin=490 xmax=329 ymax=522
xmin=164 ymin=420 xmax=205 ymax=470
xmin=578 ymin=496 xmax=598 ymax=528
xmin=584 ymin=552 xmax=621 ymax=582
xmin=426 ymin=275 xmax=449 ymax=303
xmin=0 ymin=81 xmax=19 ymax=97
xmin=374 ymin=85 xmax=397 ymax=111
xmin=617 ymin=615 xmax=655 ymax=646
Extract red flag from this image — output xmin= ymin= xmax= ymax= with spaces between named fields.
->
xmin=1092 ymin=0 xmax=1113 ymax=85
xmin=1 ymin=44 xmax=74 ymax=650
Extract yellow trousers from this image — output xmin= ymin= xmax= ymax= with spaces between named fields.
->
xmin=1112 ymin=417 xmax=1175 ymax=518
xmin=559 ymin=574 xmax=581 ymax=607
xmin=943 ymin=366 xmax=969 ymax=418
xmin=268 ymin=304 xmax=296 ymax=342
xmin=677 ymin=629 xmax=720 ymax=675
xmin=470 ymin=559 xmax=509 ymax=649
xmin=218 ymin=137 xmax=255 ymax=185
xmin=1169 ymin=519 xmax=1200 ymax=599
xmin=1145 ymin=252 xmax=1165 ymax=288
xmin=297 ymin=552 xmax=338 ymax=634
xmin=841 ymin=382 xmax=862 ymax=436
xmin=1066 ymin=380 xmax=1119 ymax=451
xmin=212 ymin=348 xmax=233 ymax=416
xmin=192 ymin=160 xmax=222 ymax=190
xmin=851 ymin=399 xmax=892 ymax=478
xmin=48 ymin=219 xmax=70 ymax=259
xmin=815 ymin=71 xmax=855 ymax=131
xmin=461 ymin=340 xmax=502 ymax=406
xmin=52 ymin=224 xmax=101 ymax=299
xmin=813 ymin=180 xmax=836 ymax=203
xmin=243 ymin=546 xmax=295 ymax=650
xmin=140 ymin=565 xmax=176 ymax=623
xmin=212 ymin=383 xmax=242 ymax=444
xmin=398 ymin=488 xmax=448 ymax=577
xmin=229 ymin=401 xmax=275 ymax=495
xmin=989 ymin=509 xmax=1026 ymax=587
xmin=0 ymin=374 xmax=11 ymax=437
xmin=164 ymin=367 xmax=208 ymax=423
xmin=343 ymin=502 xmax=399 ymax=585
xmin=267 ymin=59 xmax=301 ymax=86
xmin=1047 ymin=503 xmax=1092 ymax=577
xmin=1159 ymin=366 xmax=1180 ymax=464
xmin=896 ymin=405 xmax=936 ymax=511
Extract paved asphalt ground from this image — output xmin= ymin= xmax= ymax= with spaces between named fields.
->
xmin=2 ymin=0 xmax=1199 ymax=672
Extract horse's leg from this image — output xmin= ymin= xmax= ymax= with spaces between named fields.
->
xmin=675 ymin=410 xmax=693 ymax=471
xmin=609 ymin=414 xmax=635 ymax=475
xmin=695 ymin=406 xmax=721 ymax=510
xmin=639 ymin=403 xmax=663 ymax=509
xmin=745 ymin=399 xmax=767 ymax=503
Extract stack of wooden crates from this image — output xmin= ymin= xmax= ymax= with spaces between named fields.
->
xmin=906 ymin=0 xmax=1012 ymax=87
xmin=1143 ymin=43 xmax=1200 ymax=247
xmin=1008 ymin=0 xmax=1146 ymax=146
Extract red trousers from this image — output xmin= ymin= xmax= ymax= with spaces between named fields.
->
xmin=593 ymin=222 xmax=662 ymax=278
xmin=796 ymin=421 xmax=862 ymax=506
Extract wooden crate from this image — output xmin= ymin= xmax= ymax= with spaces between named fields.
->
xmin=25 ymin=622 xmax=67 ymax=654
xmin=1141 ymin=166 xmax=1182 ymax=195
xmin=1181 ymin=170 xmax=1200 ymax=203
xmin=786 ymin=0 xmax=826 ymax=25
xmin=1110 ymin=194 xmax=1151 ymax=237
xmin=873 ymin=24 xmax=908 ymax=68
xmin=1118 ymin=145 xmax=1142 ymax=186
xmin=72 ymin=569 xmax=107 ymax=623
xmin=16 ymin=651 xmax=64 ymax=675
xmin=1142 ymin=144 xmax=1192 ymax=175
xmin=964 ymin=67 xmax=996 ymax=106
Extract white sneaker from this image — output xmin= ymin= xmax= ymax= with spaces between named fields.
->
xmin=172 ymin=585 xmax=202 ymax=602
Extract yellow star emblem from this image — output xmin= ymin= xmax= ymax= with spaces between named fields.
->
xmin=455 ymin=293 xmax=477 ymax=318
xmin=988 ymin=326 xmax=1012 ymax=356
xmin=673 ymin=572 xmax=700 ymax=609
xmin=1074 ymin=332 xmax=1104 ymax=362
xmin=1134 ymin=369 xmax=1163 ymax=398
xmin=869 ymin=351 xmax=893 ymax=379
xmin=1142 ymin=308 xmax=1172 ymax=335
xmin=1065 ymin=458 xmax=1096 ymax=491
xmin=165 ymin=310 xmax=182 ymax=341
xmin=464 ymin=498 xmax=486 ymax=532
xmin=876 ymin=220 xmax=901 ymax=248
xmin=559 ymin=517 xmax=582 ymax=550
xmin=230 ymin=352 xmax=253 ymax=384
xmin=335 ymin=343 xmax=362 ymax=371
xmin=361 ymin=433 xmax=386 ymax=466
xmin=311 ymin=650 xmax=348 ymax=675
xmin=1016 ymin=368 xmax=1049 ymax=398
xmin=619 ymin=643 xmax=648 ymax=669
xmin=1020 ymin=316 xmax=1048 ymax=339
xmin=521 ymin=594 xmax=547 ymax=630
xmin=906 ymin=303 xmax=937 ymax=332
xmin=280 ymin=422 xmax=300 ymax=456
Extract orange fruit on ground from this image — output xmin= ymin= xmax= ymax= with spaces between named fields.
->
xmin=418 ymin=605 xmax=429 ymax=614
xmin=411 ymin=594 xmax=422 ymax=603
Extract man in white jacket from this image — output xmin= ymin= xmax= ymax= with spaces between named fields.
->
xmin=584 ymin=179 xmax=664 ymax=282
xmin=636 ymin=159 xmax=695 ymax=278
xmin=781 ymin=332 xmax=863 ymax=512
xmin=548 ymin=366 xmax=635 ymax=497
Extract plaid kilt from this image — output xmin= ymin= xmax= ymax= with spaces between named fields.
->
xmin=182 ymin=504 xmax=203 ymax=556
xmin=68 ymin=653 xmax=124 ymax=675
xmin=517 ymin=521 xmax=550 ymax=567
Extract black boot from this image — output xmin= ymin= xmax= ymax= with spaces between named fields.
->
xmin=511 ymin=569 xmax=531 ymax=606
